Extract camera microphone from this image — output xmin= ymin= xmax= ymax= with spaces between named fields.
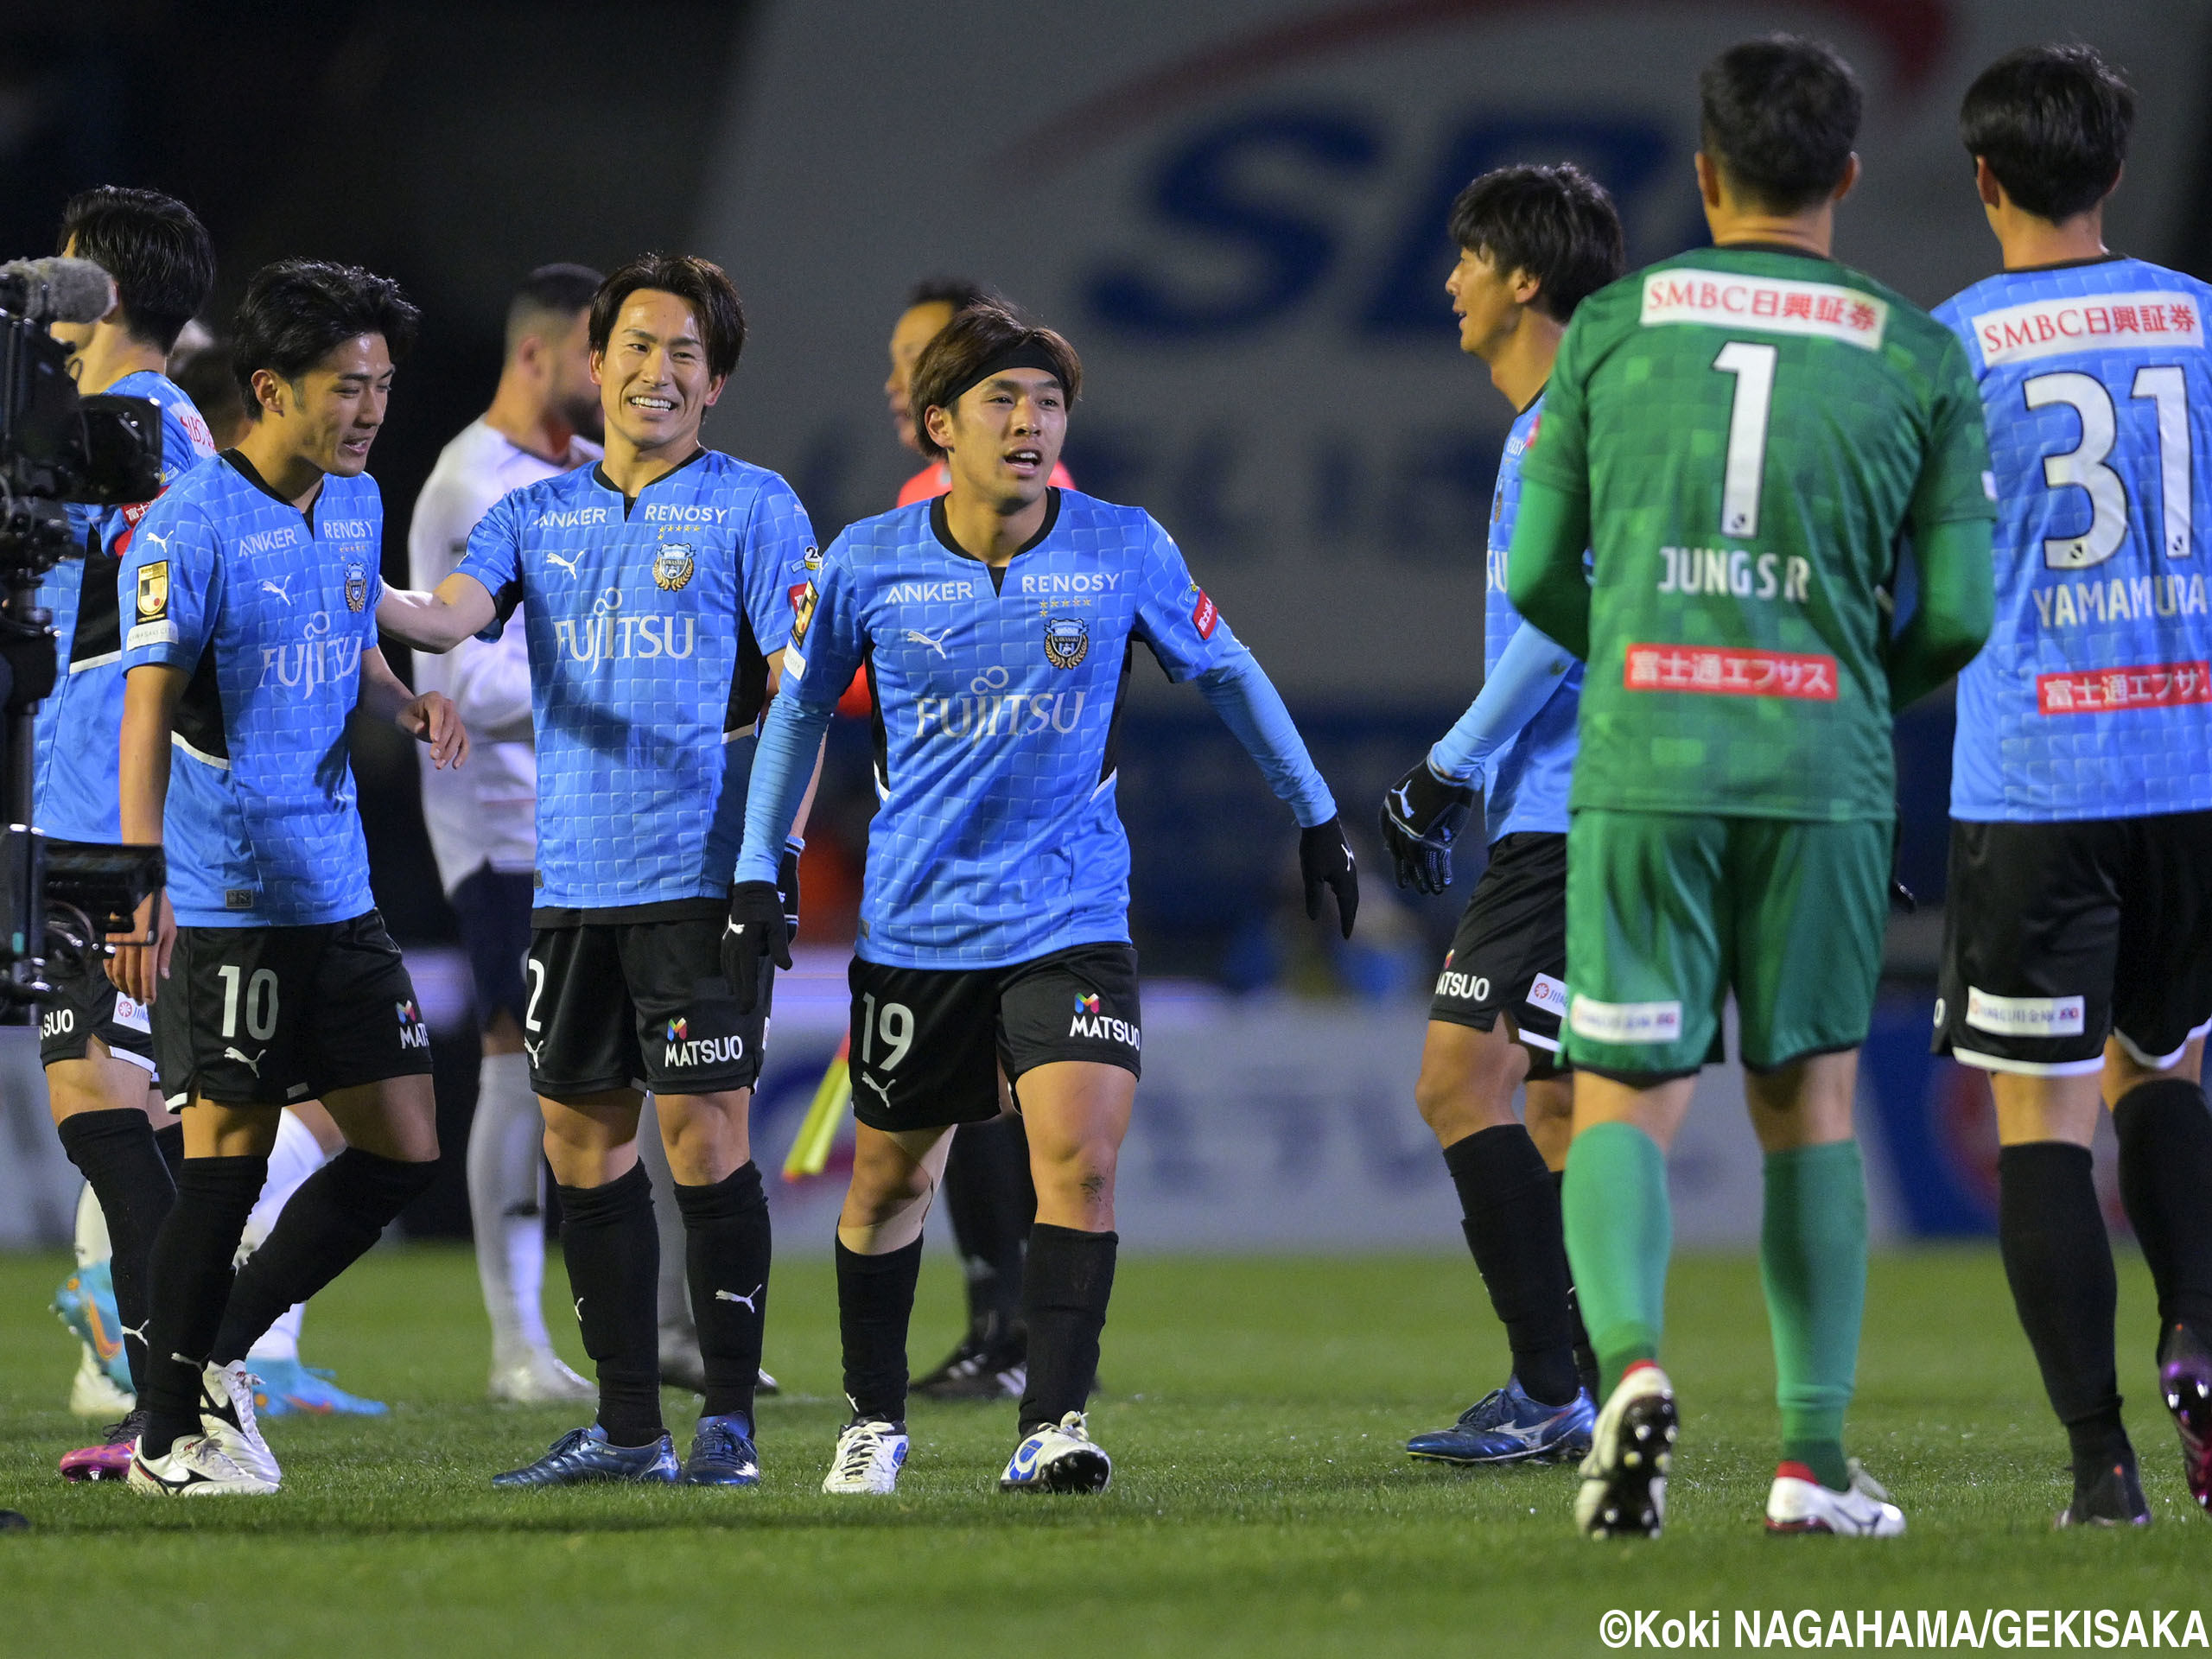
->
xmin=0 ymin=257 xmax=117 ymax=327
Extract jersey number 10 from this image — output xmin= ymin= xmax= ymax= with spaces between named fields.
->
xmin=2024 ymin=367 xmax=2191 ymax=569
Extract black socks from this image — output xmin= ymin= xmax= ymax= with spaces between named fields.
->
xmin=942 ymin=1116 xmax=1037 ymax=1346
xmin=837 ymin=1236 xmax=925 ymax=1424
xmin=673 ymin=1161 xmax=772 ymax=1423
xmin=154 ymin=1121 xmax=185 ymax=1180
xmin=1018 ymin=1224 xmax=1116 ymax=1432
xmin=139 ymin=1154 xmax=267 ymax=1459
xmin=212 ymin=1149 xmax=436 ymax=1365
xmin=2112 ymin=1078 xmax=2212 ymax=1337
xmin=56 ymin=1109 xmax=175 ymax=1394
xmin=1555 ymin=1169 xmax=1602 ymax=1400
xmin=1444 ymin=1126 xmax=1581 ymax=1407
xmin=1999 ymin=1141 xmax=2129 ymax=1484
xmin=558 ymin=1162 xmax=664 ymax=1447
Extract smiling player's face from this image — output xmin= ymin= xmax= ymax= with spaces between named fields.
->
xmin=270 ymin=333 xmax=394 ymax=478
xmin=593 ymin=289 xmax=724 ymax=456
xmin=931 ymin=369 xmax=1066 ymax=509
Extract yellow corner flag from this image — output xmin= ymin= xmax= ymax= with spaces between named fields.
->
xmin=782 ymin=1030 xmax=851 ymax=1181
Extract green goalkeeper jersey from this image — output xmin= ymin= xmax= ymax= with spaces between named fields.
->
xmin=1517 ymin=245 xmax=1995 ymax=822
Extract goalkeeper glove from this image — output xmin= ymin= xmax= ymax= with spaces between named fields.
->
xmin=1379 ymin=759 xmax=1476 ymax=896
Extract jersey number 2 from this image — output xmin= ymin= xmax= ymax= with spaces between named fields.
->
xmin=1712 ymin=342 xmax=1778 ymax=539
xmin=2024 ymin=366 xmax=2193 ymax=569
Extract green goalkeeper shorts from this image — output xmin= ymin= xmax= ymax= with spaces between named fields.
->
xmin=1561 ymin=809 xmax=1889 ymax=1082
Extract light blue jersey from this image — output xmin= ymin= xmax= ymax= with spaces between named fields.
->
xmin=35 ymin=372 xmax=216 ymax=842
xmin=456 ymin=449 xmax=810 ymax=914
xmin=1478 ymin=395 xmax=1580 ymax=841
xmin=766 ymin=490 xmax=1301 ymax=968
xmin=119 ymin=454 xmax=384 ymax=927
xmin=1935 ymin=257 xmax=2212 ymax=820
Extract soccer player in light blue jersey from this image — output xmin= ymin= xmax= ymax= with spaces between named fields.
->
xmin=1933 ymin=45 xmax=2212 ymax=1527
xmin=111 ymin=261 xmax=466 ymax=1497
xmin=1378 ymin=165 xmax=1621 ymax=1471
xmin=35 ymin=188 xmax=217 ymax=1474
xmin=721 ymin=301 xmax=1359 ymax=1496
xmin=381 ymin=255 xmax=812 ymax=1490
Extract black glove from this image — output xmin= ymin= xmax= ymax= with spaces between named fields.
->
xmin=721 ymin=880 xmax=791 ymax=1014
xmin=1378 ymin=759 xmax=1477 ymax=896
xmin=1889 ymin=816 xmax=1916 ymax=914
xmin=777 ymin=839 xmax=803 ymax=942
xmin=1299 ymin=817 xmax=1359 ymax=939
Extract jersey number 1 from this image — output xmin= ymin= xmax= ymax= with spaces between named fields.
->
xmin=1713 ymin=342 xmax=1778 ymax=539
xmin=2024 ymin=367 xmax=2192 ymax=569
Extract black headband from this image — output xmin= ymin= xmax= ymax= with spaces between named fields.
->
xmin=939 ymin=340 xmax=1065 ymax=410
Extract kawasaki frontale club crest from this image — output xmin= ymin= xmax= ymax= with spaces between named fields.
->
xmin=344 ymin=561 xmax=368 ymax=613
xmin=1043 ymin=616 xmax=1089 ymax=669
xmin=653 ymin=543 xmax=696 ymax=592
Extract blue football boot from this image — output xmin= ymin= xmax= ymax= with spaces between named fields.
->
xmin=1406 ymin=1376 xmax=1596 ymax=1465
xmin=53 ymin=1260 xmax=134 ymax=1397
xmin=493 ymin=1424 xmax=679 ymax=1488
xmin=250 ymin=1357 xmax=389 ymax=1418
xmin=677 ymin=1414 xmax=760 ymax=1487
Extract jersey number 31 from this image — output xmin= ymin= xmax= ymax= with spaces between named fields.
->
xmin=2024 ymin=366 xmax=2191 ymax=569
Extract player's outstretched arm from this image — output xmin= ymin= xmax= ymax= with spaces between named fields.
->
xmin=358 ymin=646 xmax=469 ymax=770
xmin=108 ymin=664 xmax=185 ymax=1006
xmin=1504 ymin=480 xmax=1594 ymax=660
xmin=1382 ymin=620 xmax=1575 ymax=894
xmin=375 ymin=570 xmax=499 ymax=653
xmin=1192 ymin=652 xmax=1357 ymax=938
xmin=1886 ymin=518 xmax=1995 ymax=709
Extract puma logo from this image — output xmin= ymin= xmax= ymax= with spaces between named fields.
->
xmin=714 ymin=1285 xmax=763 ymax=1313
xmin=260 ymin=575 xmax=295 ymax=603
xmin=904 ymin=627 xmax=951 ymax=658
xmin=544 ymin=550 xmax=582 ymax=576
xmin=223 ymin=1046 xmax=265 ymax=1077
xmin=138 ymin=529 xmax=173 ymax=554
xmin=858 ymin=1071 xmax=893 ymax=1108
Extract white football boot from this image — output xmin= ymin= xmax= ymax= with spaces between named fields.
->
xmin=999 ymin=1411 xmax=1112 ymax=1494
xmin=487 ymin=1346 xmax=595 ymax=1405
xmin=822 ymin=1419 xmax=909 ymax=1495
xmin=68 ymin=1346 xmax=135 ymax=1420
xmin=199 ymin=1361 xmax=281 ymax=1488
xmin=1765 ymin=1459 xmax=1906 ymax=1536
xmin=1575 ymin=1363 xmax=1677 ymax=1538
xmin=128 ymin=1433 xmax=278 ymax=1497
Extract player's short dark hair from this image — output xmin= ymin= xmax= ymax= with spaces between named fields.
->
xmin=57 ymin=186 xmax=214 ymax=353
xmin=169 ymin=340 xmax=247 ymax=439
xmin=906 ymin=276 xmax=989 ymax=315
xmin=231 ymin=259 xmax=420 ymax=410
xmin=588 ymin=252 xmax=745 ymax=381
xmin=1960 ymin=44 xmax=2134 ymax=223
xmin=1700 ymin=35 xmax=1863 ymax=215
xmin=1446 ymin=164 xmax=1625 ymax=323
xmin=505 ymin=262 xmax=603 ymax=356
xmin=909 ymin=301 xmax=1082 ymax=461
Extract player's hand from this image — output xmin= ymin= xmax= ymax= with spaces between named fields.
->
xmin=776 ymin=839 xmax=803 ymax=944
xmin=1378 ymin=760 xmax=1477 ymax=896
xmin=105 ymin=889 xmax=175 ymax=1007
xmin=1299 ymin=817 xmax=1359 ymax=939
xmin=399 ymin=690 xmax=468 ymax=770
xmin=722 ymin=880 xmax=791 ymax=1014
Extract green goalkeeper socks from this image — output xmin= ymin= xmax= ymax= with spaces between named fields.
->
xmin=1761 ymin=1139 xmax=1867 ymax=1491
xmin=1561 ymin=1122 xmax=1671 ymax=1394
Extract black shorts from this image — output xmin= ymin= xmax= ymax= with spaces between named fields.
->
xmin=38 ymin=952 xmax=159 ymax=1079
xmin=1428 ymin=832 xmax=1571 ymax=1078
xmin=154 ymin=912 xmax=434 ymax=1109
xmin=449 ymin=865 xmax=532 ymax=1031
xmin=1936 ymin=812 xmax=2212 ymax=1076
xmin=847 ymin=942 xmax=1141 ymax=1132
xmin=525 ymin=903 xmax=769 ymax=1098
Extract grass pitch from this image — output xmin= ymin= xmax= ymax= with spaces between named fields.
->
xmin=0 ymin=1245 xmax=2202 ymax=1656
